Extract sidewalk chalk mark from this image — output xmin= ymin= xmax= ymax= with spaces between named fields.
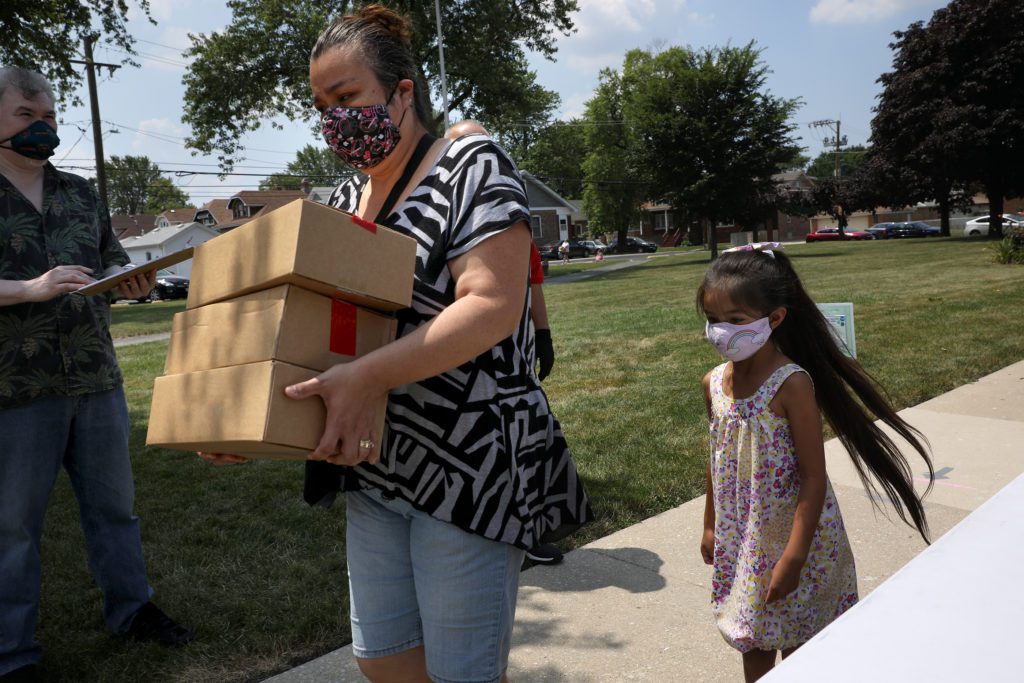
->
xmin=933 ymin=466 xmax=953 ymax=480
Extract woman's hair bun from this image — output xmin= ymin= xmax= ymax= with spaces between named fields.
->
xmin=356 ymin=4 xmax=413 ymax=48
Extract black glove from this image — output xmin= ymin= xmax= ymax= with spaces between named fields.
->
xmin=535 ymin=328 xmax=555 ymax=381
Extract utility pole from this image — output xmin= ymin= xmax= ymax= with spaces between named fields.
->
xmin=69 ymin=35 xmax=120 ymax=210
xmin=809 ymin=118 xmax=849 ymax=234
xmin=810 ymin=118 xmax=847 ymax=178
xmin=433 ymin=0 xmax=450 ymax=130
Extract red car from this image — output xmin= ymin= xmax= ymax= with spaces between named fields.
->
xmin=805 ymin=227 xmax=875 ymax=242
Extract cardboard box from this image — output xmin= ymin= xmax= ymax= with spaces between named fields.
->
xmin=164 ymin=284 xmax=397 ymax=375
xmin=146 ymin=360 xmax=388 ymax=459
xmin=186 ymin=199 xmax=416 ymax=312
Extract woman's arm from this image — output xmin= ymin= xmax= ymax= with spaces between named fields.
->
xmin=766 ymin=371 xmax=827 ymax=603
xmin=284 ymin=222 xmax=532 ymax=465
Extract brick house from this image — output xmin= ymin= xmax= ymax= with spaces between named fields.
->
xmin=521 ymin=171 xmax=580 ymax=245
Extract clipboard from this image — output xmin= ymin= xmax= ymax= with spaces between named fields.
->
xmin=77 ymin=247 xmax=195 ymax=296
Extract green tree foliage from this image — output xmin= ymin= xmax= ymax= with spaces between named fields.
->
xmin=870 ymin=0 xmax=1024 ymax=238
xmin=182 ymin=0 xmax=578 ymax=168
xmin=623 ymin=43 xmax=801 ymax=258
xmin=581 ymin=69 xmax=645 ymax=243
xmin=480 ymin=67 xmax=561 ymax=165
xmin=518 ymin=119 xmax=588 ymax=199
xmin=99 ymin=155 xmax=177 ymax=215
xmin=0 ymin=1 xmax=151 ymax=106
xmin=805 ymin=144 xmax=867 ymax=180
xmin=144 ymin=177 xmax=191 ymax=213
xmin=258 ymin=144 xmax=353 ymax=190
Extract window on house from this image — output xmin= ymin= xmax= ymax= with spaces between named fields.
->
xmin=145 ymin=251 xmax=152 ymax=261
xmin=531 ymin=215 xmax=542 ymax=238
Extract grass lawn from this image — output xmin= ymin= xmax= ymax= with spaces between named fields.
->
xmin=109 ymin=299 xmax=187 ymax=337
xmin=38 ymin=237 xmax=1024 ymax=681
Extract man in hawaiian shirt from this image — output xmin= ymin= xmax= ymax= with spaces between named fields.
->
xmin=0 ymin=67 xmax=191 ymax=682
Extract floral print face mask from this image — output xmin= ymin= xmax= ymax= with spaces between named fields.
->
xmin=321 ymin=87 xmax=404 ymax=170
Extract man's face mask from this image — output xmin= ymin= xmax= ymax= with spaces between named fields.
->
xmin=0 ymin=120 xmax=61 ymax=160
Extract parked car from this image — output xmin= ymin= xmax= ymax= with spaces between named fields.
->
xmin=867 ymin=221 xmax=941 ymax=239
xmin=538 ymin=240 xmax=588 ymax=260
xmin=147 ymin=269 xmax=189 ymax=301
xmin=805 ymin=227 xmax=875 ymax=242
xmin=580 ymin=239 xmax=608 ymax=255
xmin=606 ymin=236 xmax=658 ymax=253
xmin=963 ymin=213 xmax=1024 ymax=237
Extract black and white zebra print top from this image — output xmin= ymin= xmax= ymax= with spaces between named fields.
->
xmin=326 ymin=134 xmax=593 ymax=549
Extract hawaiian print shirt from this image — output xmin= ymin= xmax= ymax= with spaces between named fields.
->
xmin=0 ymin=164 xmax=129 ymax=409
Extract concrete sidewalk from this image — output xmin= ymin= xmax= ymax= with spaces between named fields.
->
xmin=265 ymin=359 xmax=1024 ymax=683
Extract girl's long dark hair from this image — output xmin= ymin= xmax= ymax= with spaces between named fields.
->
xmin=697 ymin=250 xmax=934 ymax=541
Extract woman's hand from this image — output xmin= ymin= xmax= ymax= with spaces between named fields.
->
xmin=766 ymin=553 xmax=805 ymax=604
xmin=198 ymin=452 xmax=249 ymax=466
xmin=700 ymin=528 xmax=715 ymax=565
xmin=285 ymin=360 xmax=385 ymax=466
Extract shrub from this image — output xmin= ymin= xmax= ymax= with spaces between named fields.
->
xmin=990 ymin=226 xmax=1024 ymax=264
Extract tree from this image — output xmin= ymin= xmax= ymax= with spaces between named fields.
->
xmin=259 ymin=144 xmax=354 ymax=190
xmin=100 ymin=155 xmax=170 ymax=215
xmin=518 ymin=119 xmax=588 ymax=199
xmin=623 ymin=43 xmax=801 ymax=259
xmin=805 ymin=144 xmax=867 ymax=180
xmin=182 ymin=0 xmax=578 ymax=168
xmin=480 ymin=66 xmax=561 ymax=165
xmin=0 ymin=1 xmax=151 ymax=106
xmin=580 ymin=69 xmax=646 ymax=243
xmin=870 ymin=0 xmax=1024 ymax=238
xmin=144 ymin=177 xmax=191 ymax=213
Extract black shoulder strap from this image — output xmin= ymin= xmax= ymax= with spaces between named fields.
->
xmin=374 ymin=133 xmax=437 ymax=223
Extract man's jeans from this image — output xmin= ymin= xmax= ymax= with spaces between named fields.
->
xmin=0 ymin=387 xmax=152 ymax=673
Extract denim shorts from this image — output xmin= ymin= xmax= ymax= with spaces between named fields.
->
xmin=345 ymin=488 xmax=525 ymax=683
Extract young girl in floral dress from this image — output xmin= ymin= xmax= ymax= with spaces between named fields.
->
xmin=697 ymin=243 xmax=933 ymax=682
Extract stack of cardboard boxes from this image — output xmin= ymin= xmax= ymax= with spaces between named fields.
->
xmin=146 ymin=199 xmax=417 ymax=459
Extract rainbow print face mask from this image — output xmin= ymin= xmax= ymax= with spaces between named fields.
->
xmin=705 ymin=317 xmax=773 ymax=361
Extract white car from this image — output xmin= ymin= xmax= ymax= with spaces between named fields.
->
xmin=963 ymin=213 xmax=1024 ymax=236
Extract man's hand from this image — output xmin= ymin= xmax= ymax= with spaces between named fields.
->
xmin=113 ymin=269 xmax=157 ymax=301
xmin=19 ymin=265 xmax=94 ymax=302
xmin=535 ymin=328 xmax=555 ymax=381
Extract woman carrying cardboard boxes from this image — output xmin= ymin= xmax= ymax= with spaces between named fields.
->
xmin=201 ymin=5 xmax=592 ymax=683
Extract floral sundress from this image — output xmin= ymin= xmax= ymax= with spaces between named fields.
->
xmin=709 ymin=362 xmax=858 ymax=653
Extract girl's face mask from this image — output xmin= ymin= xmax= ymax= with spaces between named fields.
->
xmin=0 ymin=120 xmax=61 ymax=160
xmin=705 ymin=317 xmax=773 ymax=361
xmin=320 ymin=87 xmax=404 ymax=170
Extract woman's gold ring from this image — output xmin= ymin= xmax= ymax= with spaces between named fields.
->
xmin=358 ymin=439 xmax=375 ymax=450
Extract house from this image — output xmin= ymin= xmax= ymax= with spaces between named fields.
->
xmin=306 ymin=186 xmax=337 ymax=204
xmin=521 ymin=171 xmax=580 ymax=245
xmin=193 ymin=190 xmax=307 ymax=232
xmin=156 ymin=207 xmax=196 ymax=228
xmin=119 ymin=222 xmax=221 ymax=277
xmin=109 ymin=214 xmax=158 ymax=240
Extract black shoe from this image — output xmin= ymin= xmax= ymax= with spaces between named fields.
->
xmin=122 ymin=602 xmax=194 ymax=648
xmin=525 ymin=543 xmax=564 ymax=566
xmin=0 ymin=664 xmax=40 ymax=682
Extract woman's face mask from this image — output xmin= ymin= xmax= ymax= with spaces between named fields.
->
xmin=0 ymin=120 xmax=60 ymax=160
xmin=705 ymin=316 xmax=773 ymax=361
xmin=321 ymin=87 xmax=404 ymax=170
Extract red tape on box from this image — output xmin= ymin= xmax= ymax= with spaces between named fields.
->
xmin=351 ymin=214 xmax=378 ymax=234
xmin=330 ymin=299 xmax=358 ymax=356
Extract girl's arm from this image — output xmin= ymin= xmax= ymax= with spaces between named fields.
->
xmin=701 ymin=371 xmax=716 ymax=564
xmin=766 ymin=371 xmax=827 ymax=603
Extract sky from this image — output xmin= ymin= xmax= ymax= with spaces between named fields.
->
xmin=51 ymin=0 xmax=949 ymax=209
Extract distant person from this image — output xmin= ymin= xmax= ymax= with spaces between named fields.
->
xmin=594 ymin=247 xmax=605 ymax=262
xmin=0 ymin=67 xmax=191 ymax=681
xmin=558 ymin=239 xmax=570 ymax=264
xmin=445 ymin=119 xmax=563 ymax=567
xmin=696 ymin=243 xmax=934 ymax=682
